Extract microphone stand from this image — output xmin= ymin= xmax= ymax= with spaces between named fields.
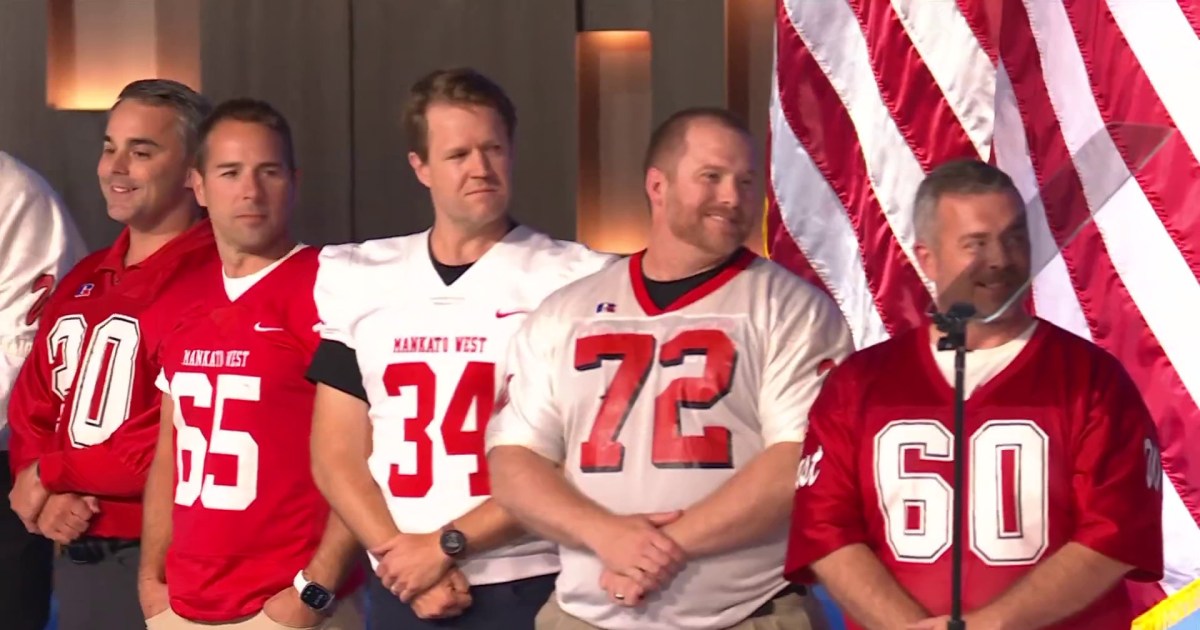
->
xmin=931 ymin=302 xmax=976 ymax=630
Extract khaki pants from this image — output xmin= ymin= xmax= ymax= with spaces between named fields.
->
xmin=535 ymin=589 xmax=828 ymax=630
xmin=146 ymin=594 xmax=363 ymax=630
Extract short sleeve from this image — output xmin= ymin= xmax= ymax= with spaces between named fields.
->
xmin=759 ymin=278 xmax=854 ymax=445
xmin=484 ymin=306 xmax=566 ymax=463
xmin=1071 ymin=356 xmax=1163 ymax=582
xmin=784 ymin=362 xmax=869 ymax=583
xmin=313 ymin=244 xmax=359 ymax=349
xmin=155 ymin=368 xmax=170 ymax=396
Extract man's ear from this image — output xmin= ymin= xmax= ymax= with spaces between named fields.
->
xmin=408 ymin=152 xmax=432 ymax=188
xmin=189 ymin=169 xmax=206 ymax=206
xmin=645 ymin=167 xmax=667 ymax=209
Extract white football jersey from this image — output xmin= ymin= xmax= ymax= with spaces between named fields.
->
xmin=314 ymin=225 xmax=614 ymax=585
xmin=486 ymin=249 xmax=854 ymax=629
xmin=0 ymin=151 xmax=86 ymax=449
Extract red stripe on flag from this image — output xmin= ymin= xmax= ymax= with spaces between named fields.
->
xmin=1064 ymin=0 xmax=1200 ymax=283
xmin=848 ymin=0 xmax=981 ymax=169
xmin=775 ymin=6 xmax=928 ymax=334
xmin=999 ymin=0 xmax=1200 ymax=535
xmin=1179 ymin=0 xmax=1200 ymax=41
xmin=957 ymin=0 xmax=1001 ymax=63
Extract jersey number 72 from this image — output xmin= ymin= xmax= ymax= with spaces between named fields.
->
xmin=575 ymin=329 xmax=736 ymax=473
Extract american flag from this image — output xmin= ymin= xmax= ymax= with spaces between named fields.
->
xmin=765 ymin=0 xmax=1200 ymax=621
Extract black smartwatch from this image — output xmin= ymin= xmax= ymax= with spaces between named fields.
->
xmin=293 ymin=570 xmax=335 ymax=613
xmin=439 ymin=527 xmax=468 ymax=558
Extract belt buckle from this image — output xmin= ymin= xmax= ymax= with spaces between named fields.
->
xmin=65 ymin=539 xmax=101 ymax=564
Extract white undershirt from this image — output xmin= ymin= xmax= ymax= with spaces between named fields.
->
xmin=221 ymin=245 xmax=304 ymax=301
xmin=931 ymin=322 xmax=1038 ymax=398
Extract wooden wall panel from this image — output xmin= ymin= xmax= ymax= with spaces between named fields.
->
xmin=650 ymin=0 xmax=728 ymax=126
xmin=350 ymin=0 xmax=578 ymax=241
xmin=0 ymin=0 xmax=775 ymax=252
xmin=0 ymin=0 xmax=110 ymax=251
xmin=200 ymin=0 xmax=354 ymax=245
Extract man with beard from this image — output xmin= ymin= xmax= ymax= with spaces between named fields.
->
xmin=485 ymin=108 xmax=853 ymax=629
xmin=783 ymin=159 xmax=1164 ymax=630
xmin=6 ymin=79 xmax=216 ymax=630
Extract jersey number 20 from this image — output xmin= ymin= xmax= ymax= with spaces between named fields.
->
xmin=575 ymin=330 xmax=736 ymax=473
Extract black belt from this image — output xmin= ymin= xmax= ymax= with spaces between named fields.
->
xmin=747 ymin=583 xmax=808 ymax=619
xmin=62 ymin=536 xmax=140 ymax=565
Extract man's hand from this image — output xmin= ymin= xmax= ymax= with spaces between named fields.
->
xmin=261 ymin=586 xmax=324 ymax=628
xmin=600 ymin=569 xmax=645 ymax=607
xmin=138 ymin=577 xmax=170 ymax=620
xmin=411 ymin=568 xmax=472 ymax=620
xmin=584 ymin=511 xmax=686 ymax=592
xmin=370 ymin=532 xmax=453 ymax=602
xmin=9 ymin=463 xmax=49 ymax=532
xmin=36 ymin=494 xmax=99 ymax=544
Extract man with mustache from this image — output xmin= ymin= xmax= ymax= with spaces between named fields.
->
xmin=308 ymin=67 xmax=613 ymax=629
xmin=486 ymin=108 xmax=853 ymax=629
xmin=5 ymin=79 xmax=217 ymax=630
xmin=784 ymin=159 xmax=1164 ymax=630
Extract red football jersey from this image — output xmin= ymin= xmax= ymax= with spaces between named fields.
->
xmin=156 ymin=246 xmax=337 ymax=622
xmin=6 ymin=220 xmax=216 ymax=538
xmin=785 ymin=321 xmax=1163 ymax=630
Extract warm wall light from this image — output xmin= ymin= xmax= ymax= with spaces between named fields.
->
xmin=577 ymin=30 xmax=652 ymax=255
xmin=46 ymin=0 xmax=200 ymax=111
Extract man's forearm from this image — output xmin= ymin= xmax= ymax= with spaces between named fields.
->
xmin=302 ymin=512 xmax=362 ymax=589
xmin=450 ymin=498 xmax=527 ymax=557
xmin=139 ymin=413 xmax=176 ymax=582
xmin=38 ymin=444 xmax=145 ymax=497
xmin=487 ymin=446 xmax=613 ymax=550
xmin=812 ymin=544 xmax=929 ymax=629
xmin=971 ymin=542 xmax=1131 ymax=629
xmin=661 ymin=442 xmax=800 ymax=558
xmin=311 ymin=446 xmax=399 ymax=550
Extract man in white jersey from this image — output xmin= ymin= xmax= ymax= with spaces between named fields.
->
xmin=0 ymin=151 xmax=86 ymax=630
xmin=485 ymin=108 xmax=854 ymax=630
xmin=307 ymin=68 xmax=613 ymax=629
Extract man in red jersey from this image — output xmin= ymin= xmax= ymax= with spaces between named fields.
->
xmin=140 ymin=98 xmax=363 ymax=630
xmin=784 ymin=159 xmax=1164 ymax=630
xmin=5 ymin=78 xmax=215 ymax=630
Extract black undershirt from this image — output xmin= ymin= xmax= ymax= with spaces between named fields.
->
xmin=641 ymin=252 xmax=740 ymax=311
xmin=305 ymin=233 xmax=497 ymax=401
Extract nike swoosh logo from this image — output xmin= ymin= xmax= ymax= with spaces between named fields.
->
xmin=495 ymin=309 xmax=529 ymax=319
xmin=254 ymin=322 xmax=285 ymax=332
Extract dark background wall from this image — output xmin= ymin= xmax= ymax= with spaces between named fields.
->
xmin=0 ymin=0 xmax=774 ymax=253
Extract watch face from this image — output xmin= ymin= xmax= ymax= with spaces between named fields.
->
xmin=440 ymin=529 xmax=467 ymax=556
xmin=301 ymin=584 xmax=333 ymax=611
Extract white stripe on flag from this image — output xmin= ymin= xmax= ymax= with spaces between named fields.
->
xmin=769 ymin=78 xmax=889 ymax=347
xmin=1107 ymin=0 xmax=1200 ymax=166
xmin=887 ymin=0 xmax=995 ymax=160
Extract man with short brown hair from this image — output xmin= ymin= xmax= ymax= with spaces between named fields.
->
xmin=308 ymin=67 xmax=613 ymax=629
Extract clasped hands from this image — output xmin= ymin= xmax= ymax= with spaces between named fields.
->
xmin=9 ymin=463 xmax=99 ymax=544
xmin=588 ymin=510 xmax=688 ymax=608
xmin=370 ymin=532 xmax=472 ymax=620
